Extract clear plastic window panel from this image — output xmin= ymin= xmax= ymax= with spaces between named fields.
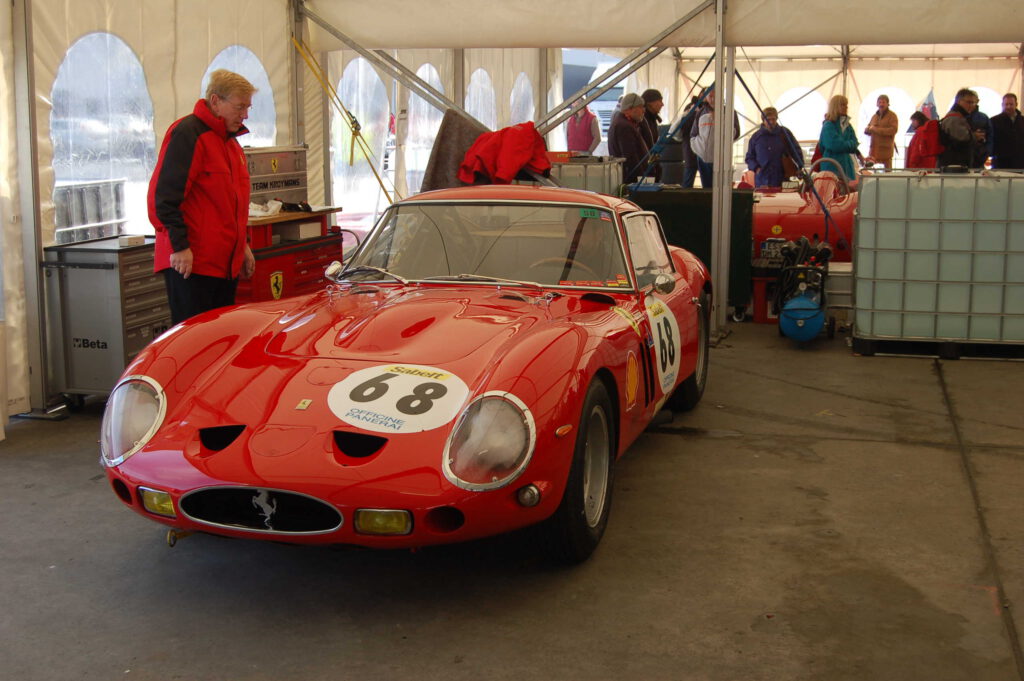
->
xmin=331 ymin=58 xmax=391 ymax=234
xmin=405 ymin=63 xmax=444 ymax=195
xmin=50 ymin=32 xmax=156 ymax=243
xmin=465 ymin=69 xmax=497 ymax=131
xmin=202 ymin=45 xmax=278 ymax=147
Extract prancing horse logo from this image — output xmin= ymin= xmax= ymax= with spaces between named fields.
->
xmin=251 ymin=489 xmax=278 ymax=529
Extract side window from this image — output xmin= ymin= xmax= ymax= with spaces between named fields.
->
xmin=50 ymin=32 xmax=156 ymax=243
xmin=202 ymin=45 xmax=277 ymax=146
xmin=624 ymin=214 xmax=673 ymax=286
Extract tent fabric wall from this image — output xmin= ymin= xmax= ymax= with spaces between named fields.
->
xmin=1 ymin=1 xmax=24 ymax=435
xmin=305 ymin=0 xmax=1024 ymax=51
xmin=3 ymin=0 xmax=292 ymax=419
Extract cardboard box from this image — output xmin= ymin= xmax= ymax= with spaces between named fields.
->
xmin=276 ymin=221 xmax=321 ymax=241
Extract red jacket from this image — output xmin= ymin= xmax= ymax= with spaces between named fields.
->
xmin=907 ymin=119 xmax=941 ymax=169
xmin=458 ymin=122 xmax=551 ymax=184
xmin=148 ymin=99 xmax=250 ymax=278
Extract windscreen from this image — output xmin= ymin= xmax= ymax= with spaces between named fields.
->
xmin=348 ymin=203 xmax=632 ymax=289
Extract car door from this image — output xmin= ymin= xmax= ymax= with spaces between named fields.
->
xmin=621 ymin=212 xmax=696 ymax=406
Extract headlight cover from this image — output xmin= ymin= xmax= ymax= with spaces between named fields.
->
xmin=443 ymin=392 xmax=536 ymax=491
xmin=100 ymin=375 xmax=166 ymax=467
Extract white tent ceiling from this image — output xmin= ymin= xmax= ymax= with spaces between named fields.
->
xmin=306 ymin=0 xmax=1024 ymax=50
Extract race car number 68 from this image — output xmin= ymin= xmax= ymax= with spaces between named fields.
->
xmin=328 ymin=364 xmax=470 ymax=434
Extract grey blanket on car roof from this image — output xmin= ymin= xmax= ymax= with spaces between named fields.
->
xmin=420 ymin=109 xmax=489 ymax=193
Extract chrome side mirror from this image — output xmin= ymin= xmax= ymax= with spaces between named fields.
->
xmin=325 ymin=260 xmax=344 ymax=282
xmin=653 ymin=273 xmax=676 ymax=295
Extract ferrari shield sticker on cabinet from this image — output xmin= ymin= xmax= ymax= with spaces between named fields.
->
xmin=328 ymin=364 xmax=470 ymax=434
xmin=645 ymin=296 xmax=681 ymax=394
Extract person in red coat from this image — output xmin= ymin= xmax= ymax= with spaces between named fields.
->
xmin=149 ymin=69 xmax=257 ymax=324
xmin=906 ymin=111 xmax=940 ymax=169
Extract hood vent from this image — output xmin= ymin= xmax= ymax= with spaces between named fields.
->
xmin=199 ymin=425 xmax=245 ymax=452
xmin=333 ymin=431 xmax=387 ymax=459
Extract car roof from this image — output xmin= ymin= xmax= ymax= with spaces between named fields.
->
xmin=403 ymin=184 xmax=640 ymax=213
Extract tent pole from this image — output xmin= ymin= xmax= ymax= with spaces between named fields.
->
xmin=290 ymin=0 xmax=304 ymax=145
xmin=12 ymin=0 xmax=65 ymax=418
xmin=535 ymin=0 xmax=714 ymax=132
xmin=709 ymin=0 xmax=732 ymax=333
xmin=454 ymin=49 xmax=465 ymax=113
xmin=299 ymin=5 xmax=483 ymax=128
xmin=841 ymin=45 xmax=851 ymax=97
xmin=537 ymin=47 xmax=667 ymax=136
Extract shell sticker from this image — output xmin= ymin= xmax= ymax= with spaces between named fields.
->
xmin=625 ymin=352 xmax=640 ymax=410
xmin=771 ymin=224 xmax=783 ymax=235
xmin=328 ymin=364 xmax=470 ymax=434
xmin=645 ymin=296 xmax=681 ymax=395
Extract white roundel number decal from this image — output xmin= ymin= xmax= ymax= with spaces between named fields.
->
xmin=645 ymin=297 xmax=681 ymax=394
xmin=328 ymin=365 xmax=469 ymax=434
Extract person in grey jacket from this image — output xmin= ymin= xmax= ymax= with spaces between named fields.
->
xmin=939 ymin=88 xmax=983 ymax=168
xmin=607 ymin=92 xmax=650 ymax=184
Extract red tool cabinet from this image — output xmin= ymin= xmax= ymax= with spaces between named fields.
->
xmin=236 ymin=208 xmax=351 ymax=303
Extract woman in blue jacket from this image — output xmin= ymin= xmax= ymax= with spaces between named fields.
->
xmin=819 ymin=94 xmax=861 ymax=181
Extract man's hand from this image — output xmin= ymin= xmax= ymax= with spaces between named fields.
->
xmin=170 ymin=248 xmax=194 ymax=279
xmin=241 ymin=244 xmax=256 ymax=279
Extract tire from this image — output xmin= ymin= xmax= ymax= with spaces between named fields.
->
xmin=668 ymin=291 xmax=710 ymax=411
xmin=542 ymin=379 xmax=615 ymax=564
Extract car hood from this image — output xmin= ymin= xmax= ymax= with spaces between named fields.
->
xmin=264 ymin=285 xmax=548 ymax=365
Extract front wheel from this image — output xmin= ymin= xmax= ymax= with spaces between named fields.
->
xmin=541 ymin=379 xmax=615 ymax=564
xmin=668 ymin=290 xmax=710 ymax=411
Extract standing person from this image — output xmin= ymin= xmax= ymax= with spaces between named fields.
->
xmin=639 ymin=89 xmax=664 ymax=180
xmin=906 ymin=111 xmax=941 ymax=169
xmin=689 ymin=89 xmax=740 ymax=188
xmin=566 ymin=99 xmax=601 ymax=153
xmin=991 ymin=93 xmax=1024 ymax=169
xmin=819 ymin=94 xmax=861 ymax=182
xmin=607 ymin=92 xmax=649 ymax=185
xmin=679 ymin=94 xmax=702 ymax=188
xmin=968 ymin=107 xmax=993 ymax=168
xmin=745 ymin=107 xmax=804 ymax=189
xmin=149 ymin=69 xmax=257 ymax=325
xmin=938 ymin=88 xmax=983 ymax=168
xmin=864 ymin=94 xmax=899 ymax=169
xmin=639 ymin=89 xmax=664 ymax=149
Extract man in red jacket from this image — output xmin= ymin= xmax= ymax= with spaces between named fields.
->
xmin=148 ymin=69 xmax=257 ymax=324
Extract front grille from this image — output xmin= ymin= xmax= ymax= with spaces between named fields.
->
xmin=180 ymin=487 xmax=342 ymax=534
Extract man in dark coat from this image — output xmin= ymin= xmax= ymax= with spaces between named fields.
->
xmin=639 ymin=89 xmax=664 ymax=180
xmin=991 ymin=93 xmax=1024 ymax=169
xmin=607 ymin=92 xmax=650 ymax=184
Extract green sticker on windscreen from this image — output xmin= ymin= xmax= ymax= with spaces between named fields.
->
xmin=579 ymin=208 xmax=601 ymax=219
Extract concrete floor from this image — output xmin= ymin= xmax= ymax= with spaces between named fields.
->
xmin=1 ymin=323 xmax=1022 ymax=681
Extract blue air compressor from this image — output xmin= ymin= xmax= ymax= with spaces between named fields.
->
xmin=773 ymin=237 xmax=833 ymax=342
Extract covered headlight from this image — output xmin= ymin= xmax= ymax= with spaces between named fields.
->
xmin=443 ymin=392 xmax=536 ymax=491
xmin=100 ymin=376 xmax=166 ymax=467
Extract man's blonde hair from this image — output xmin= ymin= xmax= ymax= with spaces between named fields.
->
xmin=826 ymin=94 xmax=848 ymax=122
xmin=205 ymin=69 xmax=257 ymax=102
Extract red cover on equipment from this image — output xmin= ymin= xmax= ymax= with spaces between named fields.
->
xmin=458 ymin=122 xmax=552 ymax=184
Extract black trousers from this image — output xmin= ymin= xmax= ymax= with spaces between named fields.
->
xmin=163 ymin=269 xmax=239 ymax=325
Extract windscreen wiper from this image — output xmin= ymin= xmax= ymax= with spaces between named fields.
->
xmin=338 ymin=265 xmax=409 ymax=285
xmin=421 ymin=273 xmax=542 ymax=288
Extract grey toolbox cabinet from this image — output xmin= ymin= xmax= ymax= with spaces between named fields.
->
xmin=43 ymin=236 xmax=172 ymax=396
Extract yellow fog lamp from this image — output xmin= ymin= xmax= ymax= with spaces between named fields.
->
xmin=354 ymin=509 xmax=412 ymax=536
xmin=140 ymin=487 xmax=176 ymax=518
